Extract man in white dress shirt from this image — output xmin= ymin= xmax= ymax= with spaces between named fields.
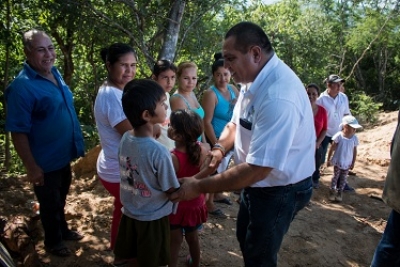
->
xmin=169 ymin=21 xmax=315 ymax=267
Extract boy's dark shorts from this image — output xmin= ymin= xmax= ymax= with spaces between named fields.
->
xmin=114 ymin=214 xmax=170 ymax=266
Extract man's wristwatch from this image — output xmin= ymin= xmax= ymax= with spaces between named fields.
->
xmin=212 ymin=143 xmax=226 ymax=156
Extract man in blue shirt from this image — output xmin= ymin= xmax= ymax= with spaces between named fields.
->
xmin=5 ymin=29 xmax=85 ymax=257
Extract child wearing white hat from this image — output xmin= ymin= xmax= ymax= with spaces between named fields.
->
xmin=327 ymin=115 xmax=362 ymax=202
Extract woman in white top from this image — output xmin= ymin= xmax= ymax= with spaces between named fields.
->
xmin=94 ymin=43 xmax=137 ymax=252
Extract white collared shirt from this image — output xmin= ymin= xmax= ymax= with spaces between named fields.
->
xmin=231 ymin=54 xmax=316 ymax=187
xmin=317 ymin=91 xmax=351 ymax=137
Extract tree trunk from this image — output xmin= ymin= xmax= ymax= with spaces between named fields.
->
xmin=379 ymin=47 xmax=387 ymax=99
xmin=51 ymin=29 xmax=74 ymax=86
xmin=87 ymin=39 xmax=98 ymax=125
xmin=159 ymin=0 xmax=185 ymax=61
xmin=353 ymin=55 xmax=365 ymax=91
xmin=3 ymin=0 xmax=12 ymax=171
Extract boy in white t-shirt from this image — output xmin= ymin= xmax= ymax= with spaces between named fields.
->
xmin=327 ymin=115 xmax=362 ymax=202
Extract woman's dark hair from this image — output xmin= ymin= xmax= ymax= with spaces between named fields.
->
xmin=122 ymin=79 xmax=165 ymax=128
xmin=225 ymin=21 xmax=273 ymax=54
xmin=211 ymin=52 xmax=224 ymax=74
xmin=100 ymin=43 xmax=136 ymax=66
xmin=153 ymin=59 xmax=177 ymax=77
xmin=306 ymin=83 xmax=321 ymax=94
xmin=170 ymin=109 xmax=203 ymax=166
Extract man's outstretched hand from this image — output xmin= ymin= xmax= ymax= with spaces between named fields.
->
xmin=168 ymin=176 xmax=201 ymax=203
xmin=209 ymin=148 xmax=223 ymax=169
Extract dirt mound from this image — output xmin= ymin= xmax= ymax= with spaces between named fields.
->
xmin=72 ymin=145 xmax=101 ymax=178
xmin=357 ymin=111 xmax=397 ymax=167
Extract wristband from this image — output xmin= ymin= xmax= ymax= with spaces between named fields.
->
xmin=212 ymin=143 xmax=226 ymax=156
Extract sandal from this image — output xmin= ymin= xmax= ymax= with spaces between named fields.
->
xmin=46 ymin=244 xmax=72 ymax=257
xmin=209 ymin=208 xmax=227 ymax=218
xmin=213 ymin=197 xmax=232 ymax=205
xmin=186 ymin=255 xmax=193 ymax=267
xmin=111 ymin=261 xmax=128 ymax=267
xmin=63 ymin=230 xmax=84 ymax=241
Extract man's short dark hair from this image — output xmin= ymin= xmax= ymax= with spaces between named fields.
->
xmin=225 ymin=22 xmax=273 ymax=54
xmin=122 ymin=79 xmax=165 ymax=128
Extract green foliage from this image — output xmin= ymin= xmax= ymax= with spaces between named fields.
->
xmin=351 ymin=93 xmax=383 ymax=124
xmin=0 ymin=134 xmax=24 ymax=174
xmin=1 ymin=0 xmax=399 ymax=177
xmin=81 ymin=124 xmax=100 ymax=152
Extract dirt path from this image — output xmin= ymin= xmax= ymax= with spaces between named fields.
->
xmin=1 ymin=111 xmax=397 ymax=267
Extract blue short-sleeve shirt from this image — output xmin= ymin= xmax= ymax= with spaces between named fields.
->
xmin=5 ymin=62 xmax=85 ymax=173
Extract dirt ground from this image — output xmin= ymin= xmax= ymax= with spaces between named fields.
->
xmin=0 ymin=111 xmax=398 ymax=267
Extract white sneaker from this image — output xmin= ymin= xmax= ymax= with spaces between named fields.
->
xmin=329 ymin=189 xmax=336 ymax=201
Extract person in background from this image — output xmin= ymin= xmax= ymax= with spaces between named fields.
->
xmin=114 ymin=79 xmax=180 ymax=267
xmin=202 ymin=52 xmax=239 ymax=217
xmin=306 ymin=83 xmax=328 ymax=189
xmin=327 ymin=115 xmax=361 ymax=202
xmin=5 ymin=29 xmax=85 ymax=257
xmin=94 ymin=43 xmax=137 ymax=259
xmin=170 ymin=61 xmax=206 ymax=142
xmin=370 ymin=111 xmax=400 ymax=267
xmin=152 ymin=59 xmax=178 ymax=151
xmin=317 ymin=75 xmax=354 ymax=191
xmin=168 ymin=109 xmax=212 ymax=267
xmin=169 ymin=21 xmax=315 ymax=267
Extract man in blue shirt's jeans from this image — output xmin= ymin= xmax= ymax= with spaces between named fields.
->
xmin=5 ymin=29 xmax=85 ymax=257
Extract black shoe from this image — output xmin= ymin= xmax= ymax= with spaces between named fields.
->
xmin=348 ymin=170 xmax=357 ymax=176
xmin=63 ymin=230 xmax=84 ymax=241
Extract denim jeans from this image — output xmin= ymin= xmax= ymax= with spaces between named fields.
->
xmin=371 ymin=209 xmax=400 ymax=267
xmin=34 ymin=164 xmax=72 ymax=248
xmin=320 ymin=135 xmax=332 ymax=165
xmin=236 ymin=177 xmax=312 ymax=267
xmin=312 ymin=146 xmax=323 ymax=184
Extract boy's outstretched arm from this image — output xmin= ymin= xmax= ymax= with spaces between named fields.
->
xmin=165 ymin=187 xmax=180 ymax=194
xmin=195 ymin=143 xmax=217 ymax=179
xmin=195 ymin=154 xmax=217 ymax=179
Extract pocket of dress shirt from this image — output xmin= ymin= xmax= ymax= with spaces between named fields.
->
xmin=240 ymin=118 xmax=252 ymax=130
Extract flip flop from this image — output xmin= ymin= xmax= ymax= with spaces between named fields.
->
xmin=213 ymin=198 xmax=232 ymax=205
xmin=63 ymin=230 xmax=84 ymax=241
xmin=186 ymin=255 xmax=193 ymax=267
xmin=209 ymin=208 xmax=227 ymax=218
xmin=111 ymin=261 xmax=129 ymax=267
